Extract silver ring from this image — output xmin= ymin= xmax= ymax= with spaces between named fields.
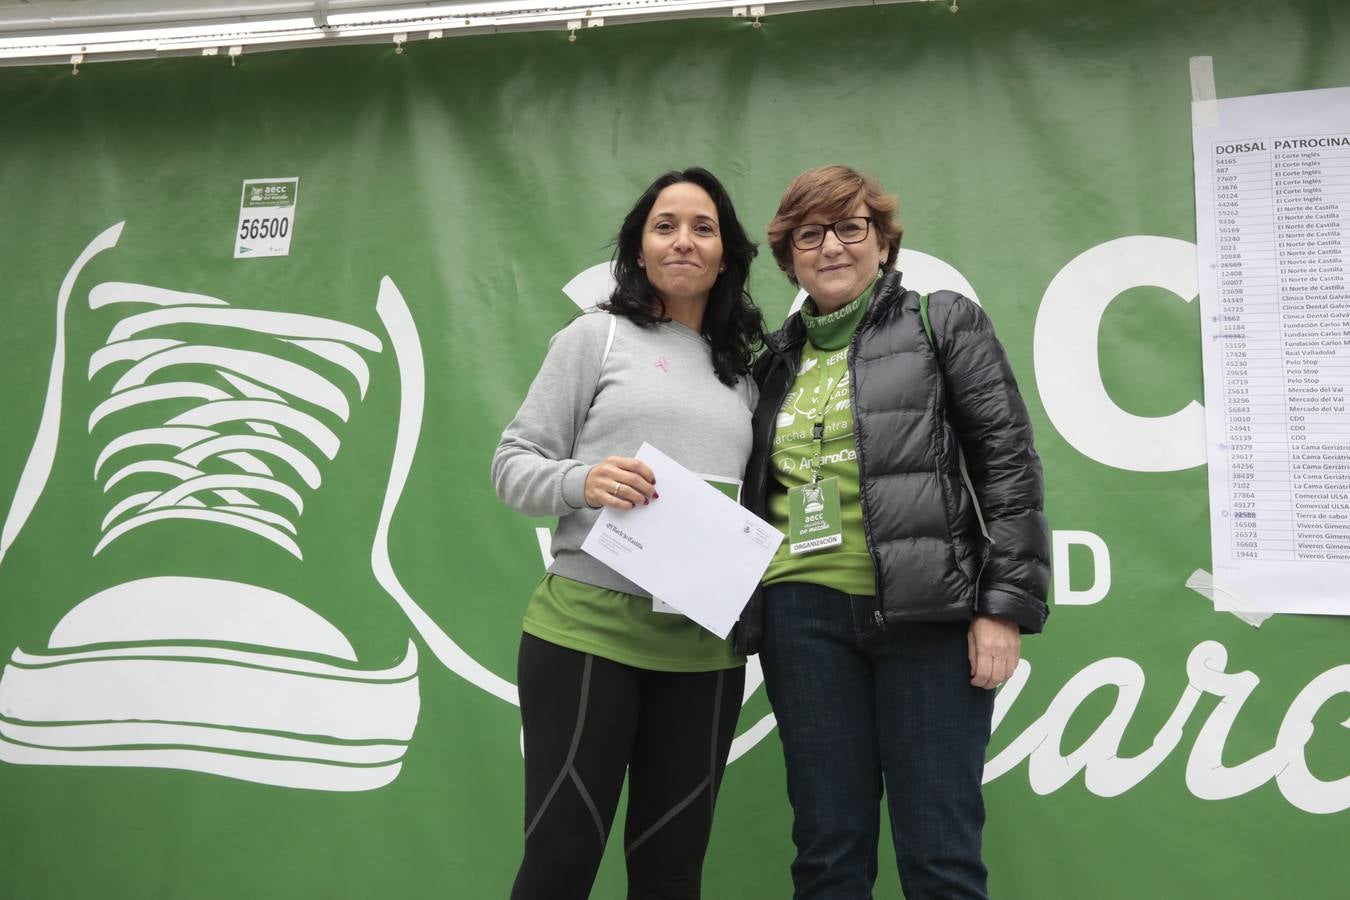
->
xmin=612 ymin=482 xmax=622 ymax=496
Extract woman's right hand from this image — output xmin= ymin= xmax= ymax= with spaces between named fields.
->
xmin=584 ymin=456 xmax=658 ymax=510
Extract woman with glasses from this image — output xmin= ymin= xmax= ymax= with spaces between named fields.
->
xmin=492 ymin=167 xmax=764 ymax=900
xmin=735 ymin=165 xmax=1049 ymax=899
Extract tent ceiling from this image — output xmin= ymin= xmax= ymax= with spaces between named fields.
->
xmin=0 ymin=2 xmax=491 ymax=31
xmin=0 ymin=0 xmax=928 ymax=66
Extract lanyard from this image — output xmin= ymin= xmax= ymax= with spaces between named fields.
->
xmin=809 ymin=350 xmax=846 ymax=484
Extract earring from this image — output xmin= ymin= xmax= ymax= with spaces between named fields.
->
xmin=637 ymin=258 xmax=645 ymax=268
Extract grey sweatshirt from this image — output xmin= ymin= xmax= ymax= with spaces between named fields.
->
xmin=492 ymin=311 xmax=756 ymax=595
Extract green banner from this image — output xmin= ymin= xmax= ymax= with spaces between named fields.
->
xmin=0 ymin=1 xmax=1346 ymax=897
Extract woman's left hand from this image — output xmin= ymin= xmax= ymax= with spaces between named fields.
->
xmin=967 ymin=615 xmax=1021 ymax=690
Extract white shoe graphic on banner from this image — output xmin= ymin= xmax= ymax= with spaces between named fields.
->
xmin=0 ymin=222 xmax=432 ymax=792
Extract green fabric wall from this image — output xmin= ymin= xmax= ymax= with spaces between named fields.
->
xmin=0 ymin=1 xmax=1345 ymax=896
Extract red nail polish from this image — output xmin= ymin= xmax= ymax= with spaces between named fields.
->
xmin=653 ymin=491 xmax=660 ymax=499
xmin=644 ymin=499 xmax=649 ymax=506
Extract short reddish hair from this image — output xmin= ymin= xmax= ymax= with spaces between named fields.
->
xmin=766 ymin=165 xmax=903 ymax=285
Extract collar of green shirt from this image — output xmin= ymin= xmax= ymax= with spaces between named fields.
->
xmin=801 ymin=276 xmax=878 ymax=351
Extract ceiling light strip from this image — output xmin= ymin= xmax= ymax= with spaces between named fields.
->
xmin=0 ymin=0 xmax=925 ymax=68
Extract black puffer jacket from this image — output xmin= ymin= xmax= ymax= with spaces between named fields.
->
xmin=734 ymin=271 xmax=1050 ymax=654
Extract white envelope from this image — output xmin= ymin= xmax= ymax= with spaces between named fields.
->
xmin=580 ymin=442 xmax=784 ymax=639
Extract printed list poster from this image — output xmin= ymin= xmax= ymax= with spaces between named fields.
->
xmin=1193 ymin=85 xmax=1350 ymax=615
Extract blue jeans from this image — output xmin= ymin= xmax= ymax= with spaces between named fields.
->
xmin=759 ymin=582 xmax=995 ymax=900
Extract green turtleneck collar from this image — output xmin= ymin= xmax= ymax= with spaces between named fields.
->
xmin=800 ymin=277 xmax=877 ymax=351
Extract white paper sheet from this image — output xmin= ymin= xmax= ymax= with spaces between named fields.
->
xmin=580 ymin=442 xmax=784 ymax=638
xmin=1192 ymin=85 xmax=1350 ymax=614
xmin=234 ymin=177 xmax=299 ymax=259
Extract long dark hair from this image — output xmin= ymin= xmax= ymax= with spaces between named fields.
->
xmin=601 ymin=167 xmax=764 ymax=386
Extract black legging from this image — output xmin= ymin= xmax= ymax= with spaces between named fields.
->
xmin=510 ymin=633 xmax=745 ymax=900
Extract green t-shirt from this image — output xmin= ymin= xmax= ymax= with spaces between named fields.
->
xmin=523 ymin=476 xmax=746 ymax=672
xmin=763 ymin=285 xmax=877 ymax=596
xmin=523 ymin=575 xmax=745 ymax=672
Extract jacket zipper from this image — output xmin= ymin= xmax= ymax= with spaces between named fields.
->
xmin=849 ymin=287 xmax=891 ymax=630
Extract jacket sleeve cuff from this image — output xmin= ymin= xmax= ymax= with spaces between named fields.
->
xmin=562 ymin=463 xmax=591 ymax=510
xmin=977 ymin=583 xmax=1048 ymax=634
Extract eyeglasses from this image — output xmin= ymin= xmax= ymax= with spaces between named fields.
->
xmin=789 ymin=216 xmax=873 ymax=251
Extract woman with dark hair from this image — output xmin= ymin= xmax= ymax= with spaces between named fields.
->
xmin=736 ymin=165 xmax=1049 ymax=899
xmin=492 ymin=167 xmax=763 ymax=900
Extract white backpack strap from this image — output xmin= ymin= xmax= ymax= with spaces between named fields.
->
xmin=601 ymin=311 xmax=618 ymax=370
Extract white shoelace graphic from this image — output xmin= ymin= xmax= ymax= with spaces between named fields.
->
xmin=87 ymin=281 xmax=382 ymax=559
